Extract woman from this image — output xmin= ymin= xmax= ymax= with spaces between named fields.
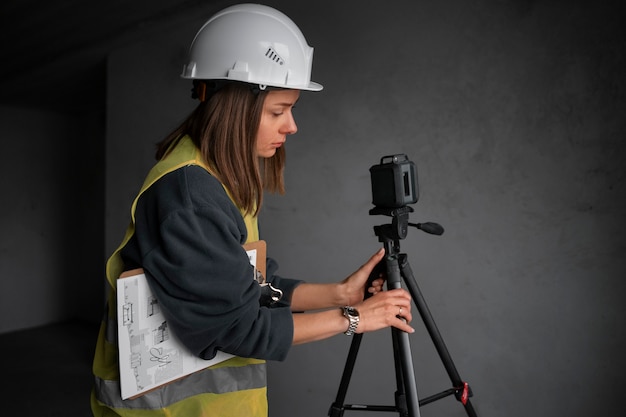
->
xmin=91 ymin=4 xmax=414 ymax=416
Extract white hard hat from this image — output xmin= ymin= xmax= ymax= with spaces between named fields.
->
xmin=181 ymin=3 xmax=323 ymax=92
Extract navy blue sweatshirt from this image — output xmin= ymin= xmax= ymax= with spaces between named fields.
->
xmin=120 ymin=165 xmax=302 ymax=362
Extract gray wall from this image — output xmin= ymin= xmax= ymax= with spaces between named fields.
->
xmin=0 ymin=1 xmax=623 ymax=416
xmin=0 ymin=104 xmax=104 ymax=331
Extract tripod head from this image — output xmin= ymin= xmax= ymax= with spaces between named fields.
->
xmin=370 ymin=205 xmax=444 ymax=250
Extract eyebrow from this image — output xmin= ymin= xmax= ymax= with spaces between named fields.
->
xmin=271 ymin=100 xmax=299 ymax=107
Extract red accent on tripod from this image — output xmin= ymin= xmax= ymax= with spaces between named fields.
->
xmin=459 ymin=382 xmax=470 ymax=405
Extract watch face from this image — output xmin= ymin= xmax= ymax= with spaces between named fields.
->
xmin=346 ymin=306 xmax=359 ymax=316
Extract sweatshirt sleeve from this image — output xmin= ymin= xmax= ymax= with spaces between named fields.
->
xmin=264 ymin=257 xmax=303 ymax=308
xmin=122 ymin=165 xmax=298 ymax=361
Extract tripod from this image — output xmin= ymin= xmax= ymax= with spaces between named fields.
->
xmin=328 ymin=206 xmax=478 ymax=417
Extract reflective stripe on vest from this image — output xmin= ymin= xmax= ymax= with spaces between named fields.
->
xmin=92 ymin=135 xmax=266 ymax=416
xmin=94 ymin=359 xmax=267 ymax=409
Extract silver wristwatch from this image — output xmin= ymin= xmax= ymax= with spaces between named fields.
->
xmin=341 ymin=306 xmax=360 ymax=336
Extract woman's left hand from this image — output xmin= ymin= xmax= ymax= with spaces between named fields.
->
xmin=341 ymin=248 xmax=386 ymax=306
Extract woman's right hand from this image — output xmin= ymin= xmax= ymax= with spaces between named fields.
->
xmin=354 ymin=288 xmax=415 ymax=334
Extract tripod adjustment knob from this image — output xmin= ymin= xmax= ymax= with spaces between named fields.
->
xmin=341 ymin=306 xmax=360 ymax=336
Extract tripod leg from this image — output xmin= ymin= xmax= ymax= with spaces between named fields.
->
xmin=329 ymin=260 xmax=387 ymax=417
xmin=391 ymin=327 xmax=411 ymax=417
xmin=398 ymin=254 xmax=478 ymax=417
xmin=385 ymin=252 xmax=422 ymax=417
xmin=328 ymin=333 xmax=363 ymax=417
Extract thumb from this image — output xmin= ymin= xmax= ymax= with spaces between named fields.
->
xmin=362 ymin=247 xmax=385 ymax=272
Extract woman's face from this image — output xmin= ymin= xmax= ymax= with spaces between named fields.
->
xmin=256 ymin=89 xmax=300 ymax=158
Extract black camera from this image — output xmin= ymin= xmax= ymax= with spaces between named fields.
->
xmin=369 ymin=154 xmax=419 ymax=209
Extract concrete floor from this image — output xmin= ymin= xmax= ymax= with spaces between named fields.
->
xmin=1 ymin=320 xmax=98 ymax=416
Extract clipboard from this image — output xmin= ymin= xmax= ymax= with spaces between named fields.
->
xmin=116 ymin=240 xmax=266 ymax=399
xmin=243 ymin=240 xmax=266 ymax=282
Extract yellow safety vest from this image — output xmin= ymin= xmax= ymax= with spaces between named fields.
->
xmin=91 ymin=135 xmax=267 ymax=416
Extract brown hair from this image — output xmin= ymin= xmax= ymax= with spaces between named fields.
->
xmin=155 ymin=82 xmax=286 ymax=216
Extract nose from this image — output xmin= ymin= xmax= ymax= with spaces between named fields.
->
xmin=282 ymin=112 xmax=298 ymax=135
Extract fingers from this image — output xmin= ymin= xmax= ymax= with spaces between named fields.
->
xmin=342 ymin=248 xmax=386 ymax=306
xmin=390 ymin=293 xmax=413 ymax=323
xmin=356 ymin=288 xmax=415 ymax=334
xmin=394 ymin=302 xmax=413 ymax=325
xmin=385 ymin=287 xmax=412 ymax=304
xmin=367 ymin=277 xmax=384 ymax=294
xmin=389 ymin=297 xmax=414 ymax=333
xmin=394 ymin=317 xmax=415 ymax=334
